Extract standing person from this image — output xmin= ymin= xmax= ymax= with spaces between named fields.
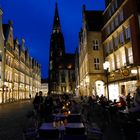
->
xmin=38 ymin=91 xmax=43 ymax=105
xmin=126 ymin=93 xmax=131 ymax=108
xmin=29 ymin=94 xmax=31 ymax=100
xmin=33 ymin=91 xmax=43 ymax=114
xmin=33 ymin=92 xmax=39 ymax=112
xmin=38 ymin=91 xmax=44 ymax=119
xmin=129 ymin=87 xmax=140 ymax=112
xmin=44 ymin=94 xmax=53 ymax=122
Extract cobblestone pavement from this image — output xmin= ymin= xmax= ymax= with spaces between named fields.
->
xmin=0 ymin=100 xmax=33 ymax=140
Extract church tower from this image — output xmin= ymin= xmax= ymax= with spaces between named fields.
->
xmin=48 ymin=3 xmax=75 ymax=95
xmin=49 ymin=3 xmax=65 ymax=93
xmin=50 ymin=3 xmax=65 ymax=58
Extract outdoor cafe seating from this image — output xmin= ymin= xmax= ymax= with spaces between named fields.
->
xmin=36 ymin=96 xmax=87 ymax=140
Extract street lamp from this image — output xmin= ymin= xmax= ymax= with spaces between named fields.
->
xmin=103 ymin=61 xmax=110 ymax=101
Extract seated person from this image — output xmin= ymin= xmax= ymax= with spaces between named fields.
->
xmin=69 ymin=100 xmax=81 ymax=114
xmin=117 ymin=97 xmax=126 ymax=110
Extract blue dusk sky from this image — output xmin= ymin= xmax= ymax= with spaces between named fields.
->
xmin=0 ymin=0 xmax=105 ymax=78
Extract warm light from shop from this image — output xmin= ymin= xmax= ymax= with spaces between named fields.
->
xmin=131 ymin=69 xmax=137 ymax=74
xmin=62 ymin=106 xmax=65 ymax=109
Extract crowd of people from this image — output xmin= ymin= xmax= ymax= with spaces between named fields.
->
xmin=32 ymin=87 xmax=140 ymax=124
xmin=32 ymin=91 xmax=80 ymax=122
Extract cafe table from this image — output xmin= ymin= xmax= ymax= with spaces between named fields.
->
xmin=66 ymin=123 xmax=84 ymax=128
xmin=39 ymin=123 xmax=63 ymax=139
xmin=39 ymin=122 xmax=85 ymax=131
xmin=39 ymin=122 xmax=85 ymax=139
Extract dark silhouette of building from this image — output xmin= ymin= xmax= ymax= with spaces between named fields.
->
xmin=48 ymin=3 xmax=75 ymax=94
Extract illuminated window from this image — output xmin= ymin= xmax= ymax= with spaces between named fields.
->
xmin=114 ymin=36 xmax=119 ymax=49
xmin=15 ymin=73 xmax=18 ymax=82
xmin=119 ymin=9 xmax=124 ymax=22
xmin=125 ymin=26 xmax=131 ymax=40
xmin=62 ymin=86 xmax=66 ymax=92
xmin=109 ymin=40 xmax=113 ymax=51
xmin=10 ymin=71 xmax=12 ymax=81
xmin=111 ymin=57 xmax=115 ymax=71
xmin=94 ymin=58 xmax=100 ymax=70
xmin=7 ymin=71 xmax=10 ymax=81
xmin=107 ymin=25 xmax=110 ymax=35
xmin=111 ymin=21 xmax=114 ymax=31
xmin=104 ymin=43 xmax=110 ymax=56
xmin=115 ymin=16 xmax=119 ymax=27
xmin=116 ymin=54 xmax=120 ymax=69
xmin=92 ymin=40 xmax=99 ymax=50
xmin=109 ymin=83 xmax=119 ymax=101
xmin=119 ymin=31 xmax=124 ymax=45
xmin=128 ymin=47 xmax=133 ymax=64
xmin=121 ymin=51 xmax=126 ymax=66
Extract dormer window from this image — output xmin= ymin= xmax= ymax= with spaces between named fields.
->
xmin=92 ymin=40 xmax=99 ymax=50
xmin=94 ymin=58 xmax=100 ymax=70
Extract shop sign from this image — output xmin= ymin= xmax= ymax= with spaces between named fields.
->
xmin=121 ymin=68 xmax=130 ymax=76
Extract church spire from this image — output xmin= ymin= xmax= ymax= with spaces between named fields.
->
xmin=52 ymin=3 xmax=61 ymax=33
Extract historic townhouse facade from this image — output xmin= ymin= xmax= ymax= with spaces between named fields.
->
xmin=75 ymin=47 xmax=80 ymax=96
xmin=78 ymin=6 xmax=104 ymax=96
xmin=32 ymin=58 xmax=41 ymax=97
xmin=0 ymin=9 xmax=41 ymax=104
xmin=102 ymin=0 xmax=140 ymax=100
xmin=0 ymin=9 xmax=5 ymax=103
